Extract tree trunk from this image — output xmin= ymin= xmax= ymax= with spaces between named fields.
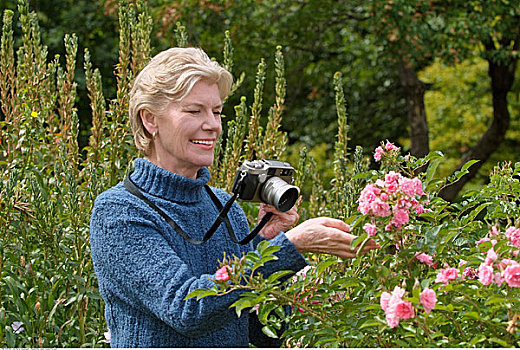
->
xmin=439 ymin=54 xmax=517 ymax=201
xmin=398 ymin=60 xmax=430 ymax=159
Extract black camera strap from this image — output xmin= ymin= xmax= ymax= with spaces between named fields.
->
xmin=123 ymin=175 xmax=273 ymax=245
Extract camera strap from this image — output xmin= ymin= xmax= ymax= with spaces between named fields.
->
xmin=123 ymin=175 xmax=273 ymax=245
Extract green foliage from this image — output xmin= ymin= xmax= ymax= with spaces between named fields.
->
xmin=419 ymin=57 xmax=520 ymax=192
xmin=2 ymin=0 xmax=520 ymax=347
xmin=0 ymin=0 xmax=152 ymax=346
xmin=191 ymin=149 xmax=520 ymax=347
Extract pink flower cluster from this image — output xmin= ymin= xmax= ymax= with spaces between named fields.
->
xmin=358 ymin=171 xmax=426 ymax=233
xmin=381 ymin=286 xmax=436 ymax=328
xmin=374 ymin=141 xmax=399 ymax=161
xmin=474 ymin=226 xmax=520 ymax=288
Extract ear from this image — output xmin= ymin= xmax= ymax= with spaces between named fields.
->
xmin=140 ymin=109 xmax=157 ymax=136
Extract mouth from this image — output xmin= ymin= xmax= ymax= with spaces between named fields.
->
xmin=190 ymin=139 xmax=215 ymax=147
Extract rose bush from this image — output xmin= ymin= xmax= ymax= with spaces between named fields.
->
xmin=189 ymin=143 xmax=520 ymax=347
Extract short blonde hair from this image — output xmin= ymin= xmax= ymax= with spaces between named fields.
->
xmin=129 ymin=47 xmax=233 ymax=155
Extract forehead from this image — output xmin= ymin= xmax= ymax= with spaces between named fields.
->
xmin=181 ymin=80 xmax=222 ymax=106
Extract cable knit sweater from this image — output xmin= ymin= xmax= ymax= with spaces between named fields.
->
xmin=90 ymin=158 xmax=308 ymax=348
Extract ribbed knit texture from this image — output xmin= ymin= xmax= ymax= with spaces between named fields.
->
xmin=90 ymin=158 xmax=308 ymax=348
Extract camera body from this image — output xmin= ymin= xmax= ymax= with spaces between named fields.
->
xmin=231 ymin=159 xmax=300 ymax=212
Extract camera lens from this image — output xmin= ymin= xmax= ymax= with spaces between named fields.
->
xmin=260 ymin=177 xmax=300 ymax=212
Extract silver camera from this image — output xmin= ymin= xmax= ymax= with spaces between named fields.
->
xmin=231 ymin=159 xmax=300 ymax=212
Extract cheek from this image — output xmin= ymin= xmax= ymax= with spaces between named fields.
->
xmin=216 ymin=120 xmax=223 ymax=138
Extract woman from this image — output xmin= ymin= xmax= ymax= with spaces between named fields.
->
xmin=90 ymin=47 xmax=378 ymax=348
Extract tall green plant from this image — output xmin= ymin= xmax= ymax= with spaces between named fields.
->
xmin=0 ymin=0 xmax=154 ymax=346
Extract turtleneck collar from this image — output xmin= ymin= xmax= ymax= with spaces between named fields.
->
xmin=129 ymin=158 xmax=211 ymax=204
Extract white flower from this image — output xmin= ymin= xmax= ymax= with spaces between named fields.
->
xmin=103 ymin=327 xmax=111 ymax=343
xmin=11 ymin=321 xmax=24 ymax=334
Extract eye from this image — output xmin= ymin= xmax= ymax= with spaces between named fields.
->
xmin=213 ymin=111 xmax=222 ymax=117
xmin=186 ymin=110 xmax=200 ymax=115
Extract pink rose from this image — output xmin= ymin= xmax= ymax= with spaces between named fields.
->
xmin=494 ymin=272 xmax=504 ymax=286
xmin=420 ymin=288 xmax=437 ymax=313
xmin=382 ymin=286 xmax=409 ymax=328
xmin=215 ymin=265 xmax=231 ymax=281
xmin=485 ymin=248 xmax=498 ymax=264
xmin=503 ymin=263 xmax=520 ymax=287
xmin=386 ymin=314 xmax=400 ymax=328
xmin=489 ymin=226 xmax=499 ymax=236
xmin=374 ymin=146 xmax=384 ymax=161
xmin=385 ymin=141 xmax=398 ymax=151
xmin=478 ymin=263 xmax=494 ymax=286
xmin=385 ymin=171 xmax=401 ymax=184
xmin=397 ymin=198 xmax=412 ymax=210
xmin=412 ymin=177 xmax=424 ymax=196
xmin=395 ymin=300 xmax=414 ymax=319
xmin=505 ymin=227 xmax=520 ymax=248
xmin=385 ymin=182 xmax=398 ymax=193
xmin=475 ymin=237 xmax=490 ymax=246
xmin=398 ymin=178 xmax=416 ymax=197
xmin=435 ymin=267 xmax=458 ymax=284
xmin=414 ymin=204 xmax=425 ymax=215
xmin=443 ymin=267 xmax=458 ymax=280
xmin=370 ymin=199 xmax=391 ymax=217
xmin=415 ymin=253 xmax=434 ymax=266
xmin=392 ymin=208 xmax=409 ymax=227
xmin=363 ymin=223 xmax=378 ymax=237
xmin=380 ymin=291 xmax=391 ymax=312
xmin=380 ymin=192 xmax=389 ymax=201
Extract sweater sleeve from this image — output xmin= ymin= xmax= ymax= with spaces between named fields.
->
xmin=90 ymin=195 xmax=307 ymax=339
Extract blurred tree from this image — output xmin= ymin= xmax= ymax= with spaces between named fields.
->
xmin=420 ymin=58 xmax=520 ymax=191
xmin=149 ymin=0 xmax=408 ymax=153
xmin=369 ymin=0 xmax=519 ymax=200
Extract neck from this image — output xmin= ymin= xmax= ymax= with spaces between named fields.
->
xmin=146 ymin=156 xmax=199 ymax=179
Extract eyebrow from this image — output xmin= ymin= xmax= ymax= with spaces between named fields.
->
xmin=181 ymin=102 xmax=223 ymax=109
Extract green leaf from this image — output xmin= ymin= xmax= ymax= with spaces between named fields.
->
xmin=266 ymin=270 xmax=293 ymax=284
xmin=316 ymin=258 xmax=339 ymax=274
xmin=261 ymin=324 xmax=279 ymax=339
xmin=359 ymin=319 xmax=384 ymax=329
xmin=485 ymin=295 xmax=506 ymax=306
xmin=468 ymin=334 xmax=486 ymax=346
xmin=257 ymin=303 xmax=279 ymax=324
xmin=424 ymin=151 xmax=443 ymax=189
xmin=461 ymin=311 xmax=481 ymax=320
xmin=185 ymin=288 xmax=217 ymax=300
xmin=231 ymin=297 xmax=263 ymax=317
xmin=460 ymin=159 xmax=480 ymax=173
xmin=488 ymin=337 xmax=510 ymax=347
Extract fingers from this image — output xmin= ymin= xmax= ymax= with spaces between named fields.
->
xmin=286 ymin=217 xmax=381 ymax=259
xmin=260 ymin=204 xmax=299 ymax=226
xmin=312 ymin=217 xmax=352 ymax=233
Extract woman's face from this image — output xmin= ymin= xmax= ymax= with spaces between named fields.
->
xmin=151 ymin=79 xmax=223 ymax=178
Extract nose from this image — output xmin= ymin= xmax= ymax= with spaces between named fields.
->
xmin=202 ymin=110 xmax=222 ymax=133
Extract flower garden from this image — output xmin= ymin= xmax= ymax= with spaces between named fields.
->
xmin=1 ymin=0 xmax=519 ymax=347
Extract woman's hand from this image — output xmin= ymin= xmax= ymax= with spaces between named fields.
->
xmin=285 ymin=217 xmax=380 ymax=259
xmin=258 ymin=203 xmax=299 ymax=239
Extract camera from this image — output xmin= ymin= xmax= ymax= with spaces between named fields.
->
xmin=231 ymin=159 xmax=300 ymax=212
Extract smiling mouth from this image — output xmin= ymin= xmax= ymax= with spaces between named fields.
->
xmin=190 ymin=139 xmax=214 ymax=146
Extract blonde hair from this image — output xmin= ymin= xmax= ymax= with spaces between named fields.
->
xmin=129 ymin=47 xmax=233 ymax=155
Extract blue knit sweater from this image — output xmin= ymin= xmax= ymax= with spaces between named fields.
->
xmin=90 ymin=158 xmax=308 ymax=347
